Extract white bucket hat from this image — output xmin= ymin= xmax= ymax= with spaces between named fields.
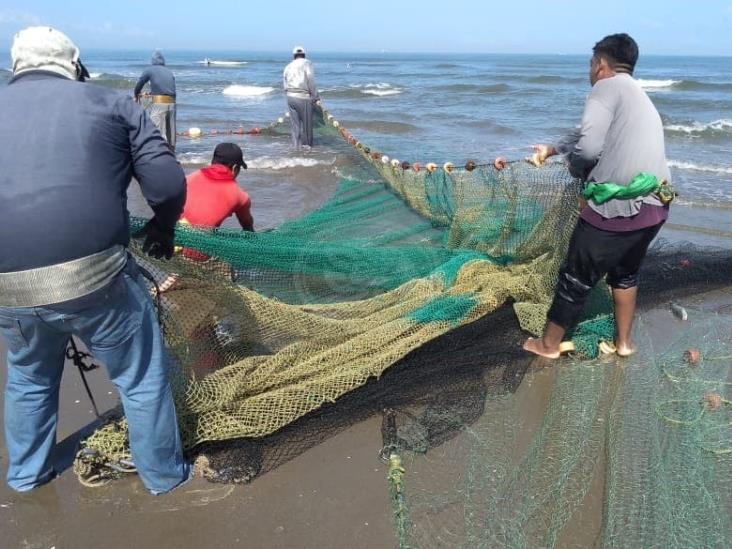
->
xmin=292 ymin=45 xmax=306 ymax=55
xmin=11 ymin=26 xmax=80 ymax=80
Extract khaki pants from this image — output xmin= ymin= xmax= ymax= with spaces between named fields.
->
xmin=149 ymin=103 xmax=177 ymax=150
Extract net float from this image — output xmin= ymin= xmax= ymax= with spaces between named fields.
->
xmin=465 ymin=160 xmax=477 ymax=171
xmin=684 ymin=348 xmax=701 ymax=364
xmin=412 ymin=162 xmax=422 ymax=172
xmin=526 ymin=152 xmax=545 ymax=167
xmin=443 ymin=162 xmax=454 ymax=173
xmin=426 ymin=163 xmax=438 ymax=173
xmin=381 ymin=155 xmax=390 ymax=164
xmin=187 ymin=127 xmax=202 ymax=138
xmin=703 ymin=392 xmax=722 ymax=411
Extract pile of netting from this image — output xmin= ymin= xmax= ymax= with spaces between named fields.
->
xmin=75 ymin=103 xmax=617 ymax=485
xmin=72 ymin=104 xmax=732 ymax=547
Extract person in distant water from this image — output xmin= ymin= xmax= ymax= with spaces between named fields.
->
xmin=283 ymin=46 xmax=320 ymax=149
xmin=495 ymin=33 xmax=671 ymax=359
xmin=134 ymin=51 xmax=177 ymax=150
xmin=182 ymin=142 xmax=253 ymax=231
xmin=0 ymin=27 xmax=189 ymax=493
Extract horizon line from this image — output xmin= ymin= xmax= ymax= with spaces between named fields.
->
xmin=1 ymin=46 xmax=731 ymax=59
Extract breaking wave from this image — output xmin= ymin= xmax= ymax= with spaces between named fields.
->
xmin=247 ymin=156 xmax=336 ymax=170
xmin=178 ymin=153 xmax=335 ymax=170
xmin=664 ymin=119 xmax=732 ymax=138
xmin=638 ymin=78 xmax=732 ymax=92
xmin=669 ymin=160 xmax=732 ymax=175
xmin=637 ymin=79 xmax=680 ymax=90
xmin=222 ymin=85 xmax=276 ymax=97
xmin=323 ymin=83 xmax=403 ymax=98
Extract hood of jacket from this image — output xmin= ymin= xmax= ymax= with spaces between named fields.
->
xmin=151 ymin=51 xmax=165 ymax=66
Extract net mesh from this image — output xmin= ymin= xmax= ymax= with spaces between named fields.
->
xmin=72 ymin=105 xmax=732 ymax=547
xmin=76 ymin=105 xmax=614 ymax=470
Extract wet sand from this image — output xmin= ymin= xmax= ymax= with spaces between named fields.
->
xmin=0 ymin=338 xmax=396 ymax=548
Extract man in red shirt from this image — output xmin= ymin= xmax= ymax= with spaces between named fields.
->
xmin=182 ymin=142 xmax=253 ymax=230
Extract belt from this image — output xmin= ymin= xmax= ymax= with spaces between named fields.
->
xmin=152 ymin=95 xmax=175 ymax=104
xmin=0 ymin=245 xmax=127 ymax=307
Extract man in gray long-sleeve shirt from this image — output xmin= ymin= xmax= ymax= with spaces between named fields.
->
xmin=283 ymin=46 xmax=320 ymax=148
xmin=135 ymin=51 xmax=177 ymax=150
xmin=504 ymin=34 xmax=671 ymax=359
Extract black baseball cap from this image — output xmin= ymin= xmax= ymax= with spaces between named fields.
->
xmin=212 ymin=142 xmax=247 ymax=169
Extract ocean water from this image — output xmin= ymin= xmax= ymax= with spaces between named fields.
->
xmin=2 ymin=50 xmax=731 ymax=236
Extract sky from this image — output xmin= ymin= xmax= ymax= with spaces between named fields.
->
xmin=0 ymin=1 xmax=731 ymax=55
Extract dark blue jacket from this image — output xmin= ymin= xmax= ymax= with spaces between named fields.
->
xmin=134 ymin=52 xmax=176 ymax=97
xmin=0 ymin=71 xmax=185 ymax=272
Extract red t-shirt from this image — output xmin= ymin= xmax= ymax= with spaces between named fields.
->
xmin=181 ymin=164 xmax=253 ymax=230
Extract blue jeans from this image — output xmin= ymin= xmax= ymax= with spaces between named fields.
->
xmin=0 ymin=258 xmax=189 ymax=494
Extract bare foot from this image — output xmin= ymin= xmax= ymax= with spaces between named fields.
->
xmin=615 ymin=342 xmax=636 ymax=357
xmin=523 ymin=337 xmax=561 ymax=359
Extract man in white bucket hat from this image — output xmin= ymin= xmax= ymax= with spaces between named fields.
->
xmin=283 ymin=45 xmax=321 ymax=148
xmin=0 ymin=27 xmax=190 ymax=494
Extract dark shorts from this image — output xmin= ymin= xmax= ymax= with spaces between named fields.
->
xmin=547 ymin=218 xmax=663 ymax=329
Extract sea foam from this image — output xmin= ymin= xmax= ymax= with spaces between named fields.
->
xmin=637 ymin=79 xmax=680 ymax=90
xmin=223 ymin=85 xmax=276 ymax=97
xmin=668 ymin=160 xmax=732 ymax=175
xmin=664 ymin=119 xmax=732 ymax=136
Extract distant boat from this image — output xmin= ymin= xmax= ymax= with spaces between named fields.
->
xmin=198 ymin=59 xmax=248 ymax=67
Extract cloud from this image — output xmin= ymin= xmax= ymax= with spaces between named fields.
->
xmin=0 ymin=9 xmax=42 ymax=26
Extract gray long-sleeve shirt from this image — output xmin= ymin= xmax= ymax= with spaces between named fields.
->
xmin=0 ymin=71 xmax=185 ymax=272
xmin=556 ymin=73 xmax=670 ymax=218
xmin=134 ymin=51 xmax=176 ymax=97
xmin=283 ymin=58 xmax=319 ymax=101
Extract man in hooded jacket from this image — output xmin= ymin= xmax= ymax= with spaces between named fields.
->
xmin=135 ymin=51 xmax=177 ymax=149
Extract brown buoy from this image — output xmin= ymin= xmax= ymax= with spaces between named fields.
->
xmin=684 ymin=348 xmax=701 ymax=365
xmin=703 ymin=392 xmax=722 ymax=411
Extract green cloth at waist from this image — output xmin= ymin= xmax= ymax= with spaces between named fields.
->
xmin=583 ymin=172 xmax=675 ymax=206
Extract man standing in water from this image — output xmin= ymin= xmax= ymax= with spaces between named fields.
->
xmin=497 ymin=33 xmax=671 ymax=359
xmin=135 ymin=51 xmax=177 ymax=150
xmin=0 ymin=27 xmax=190 ymax=493
xmin=283 ymin=46 xmax=321 ymax=149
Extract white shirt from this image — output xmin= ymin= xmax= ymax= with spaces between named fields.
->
xmin=283 ymin=58 xmax=319 ymax=100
